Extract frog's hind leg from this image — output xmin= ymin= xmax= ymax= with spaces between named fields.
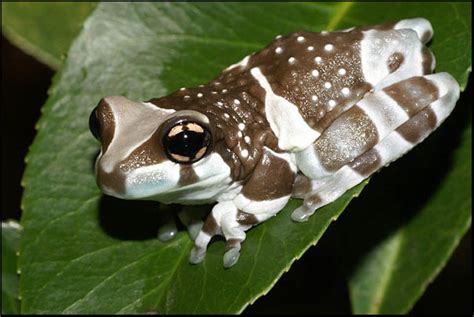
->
xmin=292 ymin=72 xmax=459 ymax=222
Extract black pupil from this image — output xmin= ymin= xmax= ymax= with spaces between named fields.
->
xmin=167 ymin=127 xmax=207 ymax=160
xmin=89 ymin=107 xmax=101 ymax=140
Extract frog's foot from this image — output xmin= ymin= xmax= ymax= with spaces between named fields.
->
xmin=189 ymin=209 xmax=222 ymax=265
xmin=189 ymin=201 xmax=257 ymax=268
xmin=157 ymin=217 xmax=178 ymax=242
xmin=223 ymin=239 xmax=242 ymax=268
xmin=178 ymin=206 xmax=209 ymax=241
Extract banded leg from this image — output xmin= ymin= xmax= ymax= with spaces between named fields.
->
xmin=190 ymin=147 xmax=296 ymax=267
xmin=292 ymin=73 xmax=460 ymax=221
xmin=189 ymin=201 xmax=257 ymax=268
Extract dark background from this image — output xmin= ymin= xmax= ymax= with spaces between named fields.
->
xmin=2 ymin=34 xmax=472 ymax=314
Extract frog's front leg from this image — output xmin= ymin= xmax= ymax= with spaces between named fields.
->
xmin=190 ymin=147 xmax=297 ymax=267
xmin=293 ymin=72 xmax=460 ymax=221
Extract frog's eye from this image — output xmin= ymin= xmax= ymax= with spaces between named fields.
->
xmin=163 ymin=121 xmax=211 ymax=164
xmin=89 ymin=106 xmax=101 ymax=140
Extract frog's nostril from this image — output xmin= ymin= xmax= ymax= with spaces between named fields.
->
xmin=89 ymin=106 xmax=101 ymax=140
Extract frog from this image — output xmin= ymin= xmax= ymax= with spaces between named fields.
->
xmin=89 ymin=18 xmax=460 ymax=268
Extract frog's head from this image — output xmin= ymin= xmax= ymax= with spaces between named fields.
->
xmin=89 ymin=96 xmax=231 ymax=203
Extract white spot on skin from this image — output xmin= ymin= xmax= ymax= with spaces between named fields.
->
xmin=241 ymin=149 xmax=249 ymax=158
xmin=324 ymin=82 xmax=332 ymax=89
xmin=275 ymin=47 xmax=283 ymax=54
xmin=180 ymin=87 xmax=186 ymax=91
xmin=216 ymin=101 xmax=224 ymax=107
xmin=211 ymin=91 xmax=217 ymax=94
xmin=328 ymin=100 xmax=336 ymax=109
xmin=324 ymin=44 xmax=334 ymax=51
xmin=288 ymin=57 xmax=296 ymax=64
xmin=338 ymin=68 xmax=347 ymax=76
xmin=222 ymin=89 xmax=228 ymax=93
xmin=234 ymin=99 xmax=241 ymax=105
xmin=184 ymin=95 xmax=190 ymax=100
xmin=297 ymin=36 xmax=305 ymax=42
xmin=341 ymin=87 xmax=350 ymax=95
xmin=224 ymin=113 xmax=230 ymax=118
xmin=311 ymin=69 xmax=319 ymax=77
xmin=244 ymin=136 xmax=251 ymax=143
xmin=311 ymin=95 xmax=318 ymax=102
xmin=307 ymin=46 xmax=314 ymax=51
xmin=237 ymin=131 xmax=243 ymax=137
xmin=197 ymin=93 xmax=203 ymax=98
xmin=238 ymin=123 xmax=245 ymax=130
xmin=275 ymin=35 xmax=282 ymax=39
xmin=314 ymin=56 xmax=322 ymax=64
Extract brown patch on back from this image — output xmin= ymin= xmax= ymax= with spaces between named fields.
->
xmin=315 ymin=105 xmax=379 ymax=172
xmin=254 ymin=28 xmax=372 ymax=129
xmin=350 ymin=148 xmax=382 ymax=177
xmin=387 ymin=52 xmax=405 ymax=73
xmin=236 ymin=210 xmax=259 ymax=226
xmin=384 ymin=77 xmax=439 ymax=117
xmin=179 ymin=165 xmax=198 ymax=186
xmin=397 ymin=107 xmax=437 ymax=143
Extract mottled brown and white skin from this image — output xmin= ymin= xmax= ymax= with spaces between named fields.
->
xmin=89 ymin=18 xmax=460 ymax=268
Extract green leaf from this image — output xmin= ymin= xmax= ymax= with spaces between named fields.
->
xmin=2 ymin=220 xmax=22 ymax=314
xmin=1 ymin=2 xmax=96 ymax=69
xmin=348 ymin=118 xmax=471 ymax=314
xmin=19 ymin=2 xmax=471 ymax=314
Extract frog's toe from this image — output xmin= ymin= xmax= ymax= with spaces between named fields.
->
xmin=187 ymin=220 xmax=204 ymax=241
xmin=189 ymin=247 xmax=206 ymax=264
xmin=223 ymin=247 xmax=241 ymax=268
xmin=157 ymin=221 xmax=177 ymax=242
xmin=291 ymin=205 xmax=314 ymax=222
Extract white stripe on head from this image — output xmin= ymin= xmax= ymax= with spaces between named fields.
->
xmin=136 ymin=153 xmax=232 ymax=204
xmin=99 ymin=96 xmax=175 ymax=173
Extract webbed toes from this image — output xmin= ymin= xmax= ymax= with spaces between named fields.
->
xmin=291 ymin=206 xmax=314 ymax=222
xmin=189 ymin=247 xmax=206 ymax=264
xmin=157 ymin=221 xmax=177 ymax=242
xmin=187 ymin=220 xmax=204 ymax=241
xmin=223 ymin=247 xmax=241 ymax=268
